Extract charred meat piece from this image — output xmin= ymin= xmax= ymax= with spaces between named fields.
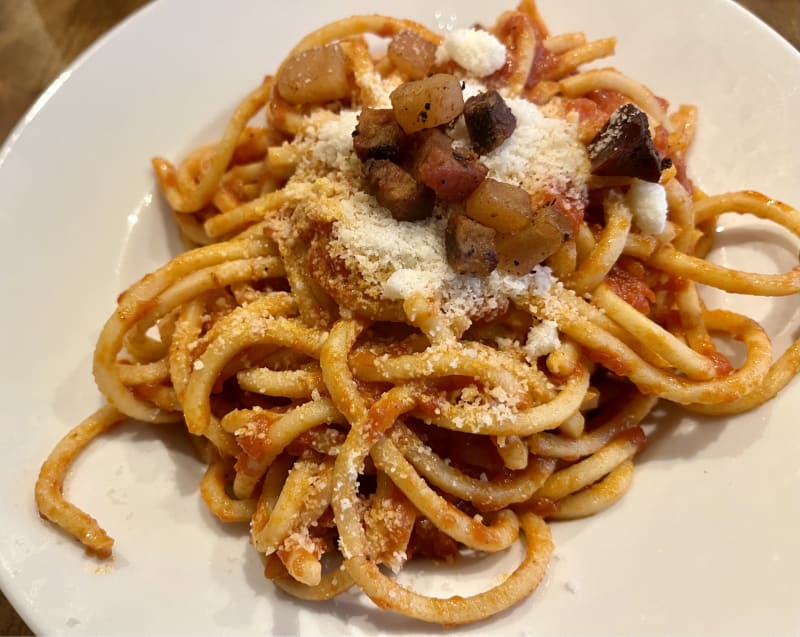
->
xmin=388 ymin=29 xmax=437 ymax=80
xmin=586 ymin=103 xmax=662 ymax=183
xmin=496 ymin=202 xmax=572 ymax=275
xmin=445 ymin=213 xmax=498 ymax=275
xmin=353 ymin=108 xmax=406 ymax=161
xmin=390 ymin=73 xmax=465 ymax=134
xmin=464 ymin=90 xmax=517 ymax=154
xmin=409 ymin=129 xmax=488 ymax=202
xmin=362 ymin=159 xmax=435 ymax=221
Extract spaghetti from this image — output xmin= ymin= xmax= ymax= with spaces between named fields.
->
xmin=35 ymin=1 xmax=800 ymax=625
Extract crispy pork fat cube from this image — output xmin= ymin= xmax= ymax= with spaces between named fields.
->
xmin=277 ymin=43 xmax=351 ymax=105
xmin=445 ymin=213 xmax=498 ymax=275
xmin=496 ymin=203 xmax=572 ymax=275
xmin=388 ymin=29 xmax=437 ymax=80
xmin=587 ymin=103 xmax=662 ymax=182
xmin=362 ymin=159 xmax=435 ymax=221
xmin=464 ymin=90 xmax=517 ymax=154
xmin=464 ymin=178 xmax=531 ymax=233
xmin=390 ymin=73 xmax=465 ymax=133
xmin=409 ymin=129 xmax=488 ymax=202
xmin=353 ymin=108 xmax=406 ymax=161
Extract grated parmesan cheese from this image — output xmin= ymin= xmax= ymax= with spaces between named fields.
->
xmin=626 ymin=178 xmax=668 ymax=235
xmin=434 ymin=28 xmax=507 ymax=77
xmin=332 ymin=195 xmax=449 ymax=299
xmin=524 ymin=320 xmax=561 ymax=362
xmin=482 ymin=98 xmax=589 ymax=208
xmin=307 ymin=110 xmax=360 ymax=172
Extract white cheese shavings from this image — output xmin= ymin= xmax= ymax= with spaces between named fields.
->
xmin=442 ymin=266 xmax=555 ymax=319
xmin=524 ymin=320 xmax=561 ymax=362
xmin=333 ymin=194 xmax=449 ymax=298
xmin=626 ymin=179 xmax=668 ymax=234
xmin=434 ymin=28 xmax=507 ymax=77
xmin=308 ymin=110 xmax=360 ymax=172
xmin=384 ymin=268 xmax=442 ymax=301
xmin=482 ymin=98 xmax=589 ymax=207
xmin=356 ymin=71 xmax=402 ymax=108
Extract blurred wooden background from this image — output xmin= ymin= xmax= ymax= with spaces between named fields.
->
xmin=0 ymin=0 xmax=797 ymax=634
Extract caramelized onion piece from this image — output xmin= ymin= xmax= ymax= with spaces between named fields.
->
xmin=465 ymin=178 xmax=531 ymax=233
xmin=390 ymin=73 xmax=465 ymax=134
xmin=388 ymin=29 xmax=437 ymax=80
xmin=445 ymin=213 xmax=498 ymax=275
xmin=277 ymin=44 xmax=350 ymax=105
xmin=496 ymin=203 xmax=572 ymax=275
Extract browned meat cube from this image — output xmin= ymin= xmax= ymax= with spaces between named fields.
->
xmin=464 ymin=90 xmax=517 ymax=154
xmin=409 ymin=129 xmax=488 ymax=202
xmin=353 ymin=108 xmax=406 ymax=161
xmin=362 ymin=159 xmax=435 ymax=221
xmin=388 ymin=29 xmax=437 ymax=80
xmin=445 ymin=213 xmax=498 ymax=275
xmin=587 ymin=103 xmax=662 ymax=182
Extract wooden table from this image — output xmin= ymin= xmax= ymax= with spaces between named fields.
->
xmin=1 ymin=0 xmax=798 ymax=634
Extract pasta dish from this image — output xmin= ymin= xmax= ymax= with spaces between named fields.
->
xmin=35 ymin=0 xmax=800 ymax=625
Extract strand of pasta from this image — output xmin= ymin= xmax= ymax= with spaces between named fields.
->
xmin=331 ymin=380 xmax=553 ymax=623
xmin=224 ymin=398 xmax=346 ymax=498
xmin=320 ymin=319 xmax=370 ymax=424
xmin=200 ymin=456 xmax=257 ymax=522
xmin=548 ymin=459 xmax=634 ymax=520
xmin=370 ymin=436 xmax=520 ymax=552
xmin=167 ymin=297 xmax=206 ymax=404
xmin=533 ymin=428 xmax=645 ymax=502
xmin=559 ymin=68 xmax=673 ymax=131
xmin=236 ymin=365 xmax=325 ymax=399
xmin=540 ymin=38 xmax=617 ymax=82
xmin=98 ymin=255 xmax=281 ymax=422
xmin=93 ymin=238 xmax=277 ymax=422
xmin=389 ymin=422 xmax=557 ymax=510
xmin=649 ymin=245 xmax=800 ymax=295
xmin=528 ymin=391 xmax=657 ymax=459
xmin=252 ymin=455 xmax=334 ymax=555
xmin=539 ymin=289 xmax=772 ymax=404
xmin=568 ymin=192 xmax=633 ymax=294
xmin=416 ymin=361 xmax=590 ymax=436
xmin=593 ymin=282 xmax=717 ymax=381
xmin=350 ymin=341 xmax=541 ymax=406
xmin=152 ymin=79 xmax=272 ymax=213
xmin=493 ymin=11 xmax=538 ymax=96
xmin=267 ymin=557 xmax=354 ymax=600
xmin=35 ymin=406 xmax=128 ymax=557
xmin=203 ymin=190 xmax=288 ymax=240
xmin=284 ymin=15 xmax=443 ymax=59
xmin=687 ymin=338 xmax=800 ymax=415
xmin=183 ymin=305 xmax=327 ymax=435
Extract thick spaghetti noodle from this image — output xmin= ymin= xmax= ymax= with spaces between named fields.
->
xmin=35 ymin=1 xmax=800 ymax=625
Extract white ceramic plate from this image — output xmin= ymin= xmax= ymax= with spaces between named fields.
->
xmin=2 ymin=0 xmax=799 ymax=634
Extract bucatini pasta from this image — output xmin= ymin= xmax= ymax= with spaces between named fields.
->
xmin=36 ymin=1 xmax=800 ymax=625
